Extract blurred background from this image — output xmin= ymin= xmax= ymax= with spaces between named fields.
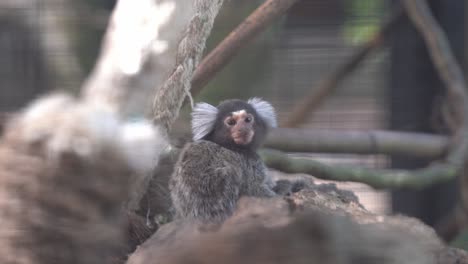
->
xmin=0 ymin=0 xmax=465 ymax=245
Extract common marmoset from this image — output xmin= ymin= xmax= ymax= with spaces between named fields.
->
xmin=170 ymin=98 xmax=282 ymax=223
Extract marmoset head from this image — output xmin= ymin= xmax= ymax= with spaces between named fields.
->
xmin=191 ymin=98 xmax=277 ymax=151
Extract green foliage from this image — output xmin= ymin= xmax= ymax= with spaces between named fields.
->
xmin=343 ymin=0 xmax=384 ymax=44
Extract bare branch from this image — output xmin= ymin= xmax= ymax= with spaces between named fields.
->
xmin=261 ymin=149 xmax=457 ymax=189
xmin=190 ymin=0 xmax=300 ymax=96
xmin=402 ymin=0 xmax=468 ymax=239
xmin=265 ymin=128 xmax=448 ymax=159
xmin=402 ymin=0 xmax=468 ymax=167
xmin=264 ymin=0 xmax=468 ymax=190
xmin=282 ymin=10 xmax=403 ymax=127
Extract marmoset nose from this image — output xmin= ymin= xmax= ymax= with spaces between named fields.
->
xmin=234 ymin=123 xmax=251 ymax=134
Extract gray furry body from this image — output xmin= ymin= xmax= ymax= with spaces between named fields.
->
xmin=170 ymin=98 xmax=301 ymax=223
xmin=170 ymin=140 xmax=275 ymax=222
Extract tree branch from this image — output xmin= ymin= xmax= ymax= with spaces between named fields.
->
xmin=263 ymin=1 xmax=468 ymax=190
xmin=282 ymin=10 xmax=403 ymax=127
xmin=261 ymin=149 xmax=457 ymax=189
xmin=190 ymin=0 xmax=300 ymax=96
xmin=265 ymin=128 xmax=448 ymax=159
xmin=402 ymin=0 xmax=468 ymax=167
xmin=402 ymin=0 xmax=468 ymax=234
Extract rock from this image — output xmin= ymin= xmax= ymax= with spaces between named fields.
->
xmin=127 ymin=182 xmax=468 ymax=264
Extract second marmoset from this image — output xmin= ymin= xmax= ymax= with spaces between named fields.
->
xmin=170 ymin=98 xmax=278 ymax=223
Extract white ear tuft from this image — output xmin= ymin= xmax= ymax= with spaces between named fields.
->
xmin=191 ymin=102 xmax=218 ymax=141
xmin=248 ymin=97 xmax=277 ymax=128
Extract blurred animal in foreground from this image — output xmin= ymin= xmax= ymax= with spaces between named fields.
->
xmin=0 ymin=94 xmax=167 ymax=264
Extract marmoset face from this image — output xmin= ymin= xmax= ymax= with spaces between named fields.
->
xmin=223 ymin=109 xmax=255 ymax=145
xmin=191 ymin=98 xmax=277 ymax=151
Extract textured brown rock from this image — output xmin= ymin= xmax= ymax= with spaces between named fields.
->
xmin=127 ymin=181 xmax=468 ymax=264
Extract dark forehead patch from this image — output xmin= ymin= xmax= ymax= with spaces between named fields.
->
xmin=216 ymin=99 xmax=257 ymax=118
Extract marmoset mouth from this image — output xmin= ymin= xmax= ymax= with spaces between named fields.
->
xmin=233 ymin=134 xmax=253 ymax=145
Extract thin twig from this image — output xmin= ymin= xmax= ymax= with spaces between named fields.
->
xmin=190 ymin=0 xmax=300 ymax=96
xmin=282 ymin=10 xmax=403 ymax=127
